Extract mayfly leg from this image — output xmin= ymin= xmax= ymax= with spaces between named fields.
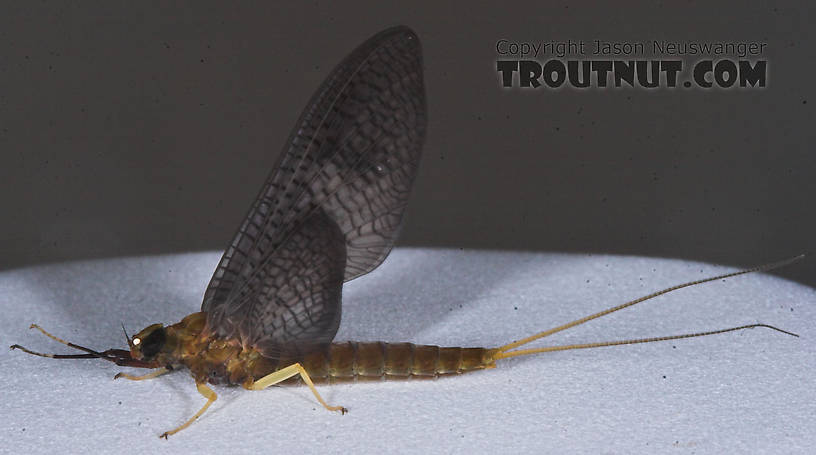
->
xmin=160 ymin=383 xmax=217 ymax=439
xmin=247 ymin=363 xmax=348 ymax=414
xmin=10 ymin=324 xmax=158 ymax=368
xmin=159 ymin=363 xmax=345 ymax=439
xmin=10 ymin=324 xmax=109 ymax=359
xmin=29 ymin=323 xmax=100 ymax=354
xmin=490 ymin=254 xmax=803 ymax=361
xmin=8 ymin=344 xmax=102 ymax=360
xmin=114 ymin=367 xmax=170 ymax=381
xmin=29 ymin=324 xmax=72 ymax=345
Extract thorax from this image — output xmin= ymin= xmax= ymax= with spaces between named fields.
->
xmin=164 ymin=312 xmax=268 ymax=387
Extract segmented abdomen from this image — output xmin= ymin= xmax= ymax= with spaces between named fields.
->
xmin=299 ymin=342 xmax=496 ymax=383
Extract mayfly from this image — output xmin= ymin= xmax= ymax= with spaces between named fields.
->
xmin=11 ymin=26 xmax=802 ymax=438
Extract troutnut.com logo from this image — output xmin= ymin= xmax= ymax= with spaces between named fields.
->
xmin=496 ymin=39 xmax=768 ymax=89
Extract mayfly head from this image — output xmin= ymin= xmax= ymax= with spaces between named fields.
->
xmin=129 ymin=323 xmax=167 ymax=362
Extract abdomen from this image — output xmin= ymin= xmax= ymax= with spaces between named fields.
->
xmin=297 ymin=342 xmax=496 ymax=383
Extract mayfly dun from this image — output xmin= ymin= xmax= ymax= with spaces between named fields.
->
xmin=11 ymin=26 xmax=803 ymax=438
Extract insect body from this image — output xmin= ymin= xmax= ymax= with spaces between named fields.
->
xmin=124 ymin=311 xmax=496 ymax=387
xmin=11 ymin=26 xmax=802 ymax=438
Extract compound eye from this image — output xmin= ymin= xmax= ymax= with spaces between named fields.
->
xmin=139 ymin=327 xmax=166 ymax=359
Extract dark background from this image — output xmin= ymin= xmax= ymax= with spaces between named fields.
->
xmin=1 ymin=2 xmax=813 ymax=287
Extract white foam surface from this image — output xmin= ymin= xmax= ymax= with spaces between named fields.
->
xmin=1 ymin=249 xmax=814 ymax=454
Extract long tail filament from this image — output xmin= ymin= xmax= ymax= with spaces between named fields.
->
xmin=492 ymin=254 xmax=803 ymax=361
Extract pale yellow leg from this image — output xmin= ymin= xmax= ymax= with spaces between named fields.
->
xmin=160 ymin=382 xmax=217 ymax=439
xmin=114 ymin=367 xmax=169 ymax=381
xmin=248 ymin=363 xmax=347 ymax=414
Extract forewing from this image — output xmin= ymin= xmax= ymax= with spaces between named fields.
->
xmin=202 ymin=26 xmax=426 ymax=357
xmin=229 ymin=210 xmax=346 ymax=357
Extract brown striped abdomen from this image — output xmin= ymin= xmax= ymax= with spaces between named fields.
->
xmin=293 ymin=342 xmax=496 ymax=383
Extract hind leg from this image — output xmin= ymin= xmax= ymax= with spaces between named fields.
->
xmin=247 ymin=363 xmax=347 ymax=414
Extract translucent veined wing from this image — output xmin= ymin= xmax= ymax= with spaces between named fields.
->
xmin=201 ymin=26 xmax=427 ymax=358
